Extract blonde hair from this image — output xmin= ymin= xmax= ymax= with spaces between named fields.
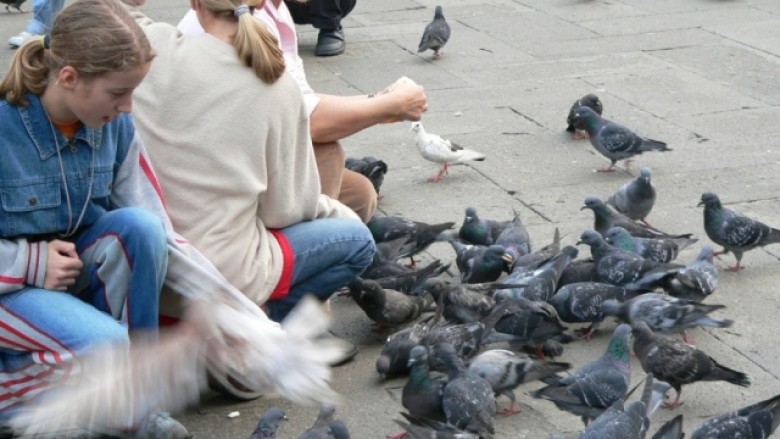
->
xmin=0 ymin=0 xmax=155 ymax=106
xmin=199 ymin=0 xmax=285 ymax=83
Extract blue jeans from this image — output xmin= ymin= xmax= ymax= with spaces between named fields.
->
xmin=265 ymin=218 xmax=375 ymax=322
xmin=0 ymin=207 xmax=166 ymax=412
xmin=25 ymin=0 xmax=65 ymax=35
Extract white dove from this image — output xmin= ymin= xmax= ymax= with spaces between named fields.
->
xmin=410 ymin=121 xmax=486 ymax=182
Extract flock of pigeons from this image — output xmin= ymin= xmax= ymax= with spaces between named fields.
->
xmin=337 ymin=81 xmax=780 ymax=438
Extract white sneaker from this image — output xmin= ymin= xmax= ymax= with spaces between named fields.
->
xmin=8 ymin=31 xmax=36 ymax=48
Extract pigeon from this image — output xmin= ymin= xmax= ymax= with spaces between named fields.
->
xmin=248 ymin=407 xmax=287 ymax=439
xmin=605 ymin=226 xmax=698 ymax=263
xmin=607 ymin=167 xmax=657 ymax=224
xmin=327 ymin=420 xmax=350 ymax=439
xmin=349 ymin=277 xmax=432 ymax=330
xmin=438 ymin=342 xmax=497 ymax=438
xmin=699 ymin=191 xmax=780 ymax=272
xmin=602 ymin=292 xmax=733 ymax=335
xmin=568 ymin=105 xmax=671 ymax=172
xmin=690 ymin=393 xmax=780 ymax=439
xmin=298 ymin=404 xmax=336 ymax=439
xmin=367 ymin=215 xmax=455 ymax=263
xmin=577 ymin=229 xmax=682 ymax=290
xmin=467 ymin=349 xmax=570 ymax=415
xmin=662 ymin=246 xmax=719 ymax=302
xmin=652 ymin=415 xmax=684 ymax=439
xmin=362 ymin=238 xmax=418 ymax=279
xmin=459 ymin=206 xmax=517 ymax=246
xmin=493 ymin=245 xmax=578 ymax=302
xmin=492 ymin=297 xmax=573 ymax=358
xmin=632 ymin=320 xmax=750 ymax=409
xmin=345 ymin=156 xmax=388 ymax=195
xmin=557 ymin=258 xmax=597 ymax=287
xmin=0 ymin=0 xmax=25 ymax=12
xmin=459 ymin=244 xmax=514 ymax=284
xmin=511 ymin=227 xmax=561 ymax=273
xmin=532 ymin=324 xmax=632 ymax=424
xmin=402 ymin=345 xmax=448 ymax=423
xmin=371 ymin=260 xmax=451 ymax=296
xmin=567 ymin=94 xmax=603 ymax=139
xmin=548 ymin=282 xmax=636 ymax=340
xmin=410 ymin=122 xmax=486 ymax=182
xmin=394 ymin=412 xmax=478 ymax=439
xmin=418 ymin=5 xmax=451 ymax=59
xmin=494 ymin=209 xmax=533 ymax=259
xmin=422 ymin=278 xmax=497 ymax=324
xmin=376 ymin=317 xmax=434 ymax=378
xmin=582 ymin=196 xmax=692 ymax=240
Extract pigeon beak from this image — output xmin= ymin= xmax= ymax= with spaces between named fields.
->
xmin=697 ymin=200 xmax=704 ymax=207
xmin=579 ymin=205 xmax=587 ymax=211
xmin=575 ymin=240 xmax=583 ymax=246
xmin=501 ymin=253 xmax=514 ymax=264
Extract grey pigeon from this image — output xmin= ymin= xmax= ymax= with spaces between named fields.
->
xmin=602 ymin=292 xmax=733 ymax=335
xmin=557 ymin=258 xmax=597 ymax=288
xmin=569 ymin=106 xmax=671 ymax=172
xmin=458 ymin=206 xmax=515 ymax=246
xmin=327 ymin=420 xmax=350 ymax=439
xmin=367 ymin=215 xmax=455 ymax=265
xmin=467 ymin=349 xmax=570 ymax=415
xmin=422 ymin=278 xmax=497 ymax=323
xmin=605 ymin=226 xmax=698 ymax=263
xmin=418 ymin=5 xmax=451 ymax=59
xmin=438 ymin=342 xmax=497 ymax=438
xmin=662 ymin=246 xmax=718 ymax=303
xmin=298 ymin=404 xmax=336 ymax=439
xmin=370 ymin=259 xmax=451 ymax=296
xmin=691 ymin=393 xmax=780 ymax=439
xmin=376 ymin=318 xmax=434 ymax=378
xmin=248 ymin=407 xmax=287 ymax=439
xmin=0 ymin=0 xmax=25 ymax=12
xmin=402 ymin=345 xmax=448 ymax=423
xmin=349 ymin=277 xmax=432 ymax=330
xmin=652 ymin=415 xmax=684 ymax=439
xmin=494 ymin=245 xmax=578 ymax=302
xmin=548 ymin=282 xmax=636 ymax=340
xmin=511 ymin=228 xmax=561 ymax=273
xmin=699 ymin=191 xmax=780 ymax=272
xmin=582 ymin=196 xmax=692 ymax=240
xmin=345 ymin=156 xmax=388 ymax=195
xmin=606 ymin=167 xmax=656 ymax=224
xmin=492 ymin=298 xmax=573 ymax=358
xmin=395 ymin=412 xmax=478 ymax=439
xmin=632 ymin=321 xmax=749 ymax=410
xmin=494 ymin=209 xmax=533 ymax=259
xmin=567 ymin=94 xmax=603 ymax=139
xmin=577 ymin=229 xmax=682 ymax=290
xmin=533 ymin=324 xmax=632 ymax=424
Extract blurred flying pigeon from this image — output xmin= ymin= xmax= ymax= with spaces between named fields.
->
xmin=467 ymin=349 xmax=570 ymax=415
xmin=349 ymin=277 xmax=432 ymax=330
xmin=569 ymin=106 xmax=671 ymax=172
xmin=602 ymin=292 xmax=733 ymax=335
xmin=493 ymin=245 xmax=578 ymax=302
xmin=532 ymin=324 xmax=632 ymax=424
xmin=582 ymin=196 xmax=692 ymax=239
xmin=662 ymin=246 xmax=719 ymax=302
xmin=605 ymin=226 xmax=698 ymax=263
xmin=548 ymin=282 xmax=636 ymax=340
xmin=438 ymin=342 xmax=497 ymax=438
xmin=411 ymin=122 xmax=485 ymax=182
xmin=577 ymin=229 xmax=682 ymax=290
xmin=606 ymin=167 xmax=656 ymax=224
xmin=402 ymin=345 xmax=448 ymax=423
xmin=418 ymin=5 xmax=451 ymax=59
xmin=345 ymin=156 xmax=388 ymax=195
xmin=248 ymin=407 xmax=287 ymax=439
xmin=1 ymin=0 xmax=25 ymax=12
xmin=699 ymin=191 xmax=780 ymax=272
xmin=567 ymin=94 xmax=603 ymax=139
xmin=376 ymin=318 xmax=434 ymax=378
xmin=632 ymin=321 xmax=750 ymax=410
xmin=691 ymin=393 xmax=780 ymax=439
xmin=652 ymin=415 xmax=684 ymax=439
xmin=458 ymin=206 xmax=517 ymax=246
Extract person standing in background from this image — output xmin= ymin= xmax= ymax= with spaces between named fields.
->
xmin=284 ymin=0 xmax=354 ymax=56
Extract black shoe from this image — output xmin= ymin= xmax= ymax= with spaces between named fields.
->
xmin=322 ymin=330 xmax=358 ymax=367
xmin=315 ymin=28 xmax=346 ymax=56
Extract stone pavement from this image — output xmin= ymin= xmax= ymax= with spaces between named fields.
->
xmin=3 ymin=0 xmax=780 ymax=437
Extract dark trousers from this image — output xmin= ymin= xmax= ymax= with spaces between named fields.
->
xmin=284 ymin=0 xmax=356 ymax=31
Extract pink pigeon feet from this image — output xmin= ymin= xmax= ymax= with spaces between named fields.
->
xmin=427 ymin=163 xmax=450 ymax=182
xmin=499 ymin=401 xmax=522 ymax=416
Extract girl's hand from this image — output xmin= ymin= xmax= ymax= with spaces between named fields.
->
xmin=44 ymin=240 xmax=83 ymax=291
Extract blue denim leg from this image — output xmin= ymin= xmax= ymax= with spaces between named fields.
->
xmin=266 ymin=218 xmax=375 ymax=322
xmin=0 ymin=288 xmax=129 ymax=413
xmin=72 ymin=207 xmax=168 ymax=330
xmin=25 ymin=0 xmax=66 ymax=35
